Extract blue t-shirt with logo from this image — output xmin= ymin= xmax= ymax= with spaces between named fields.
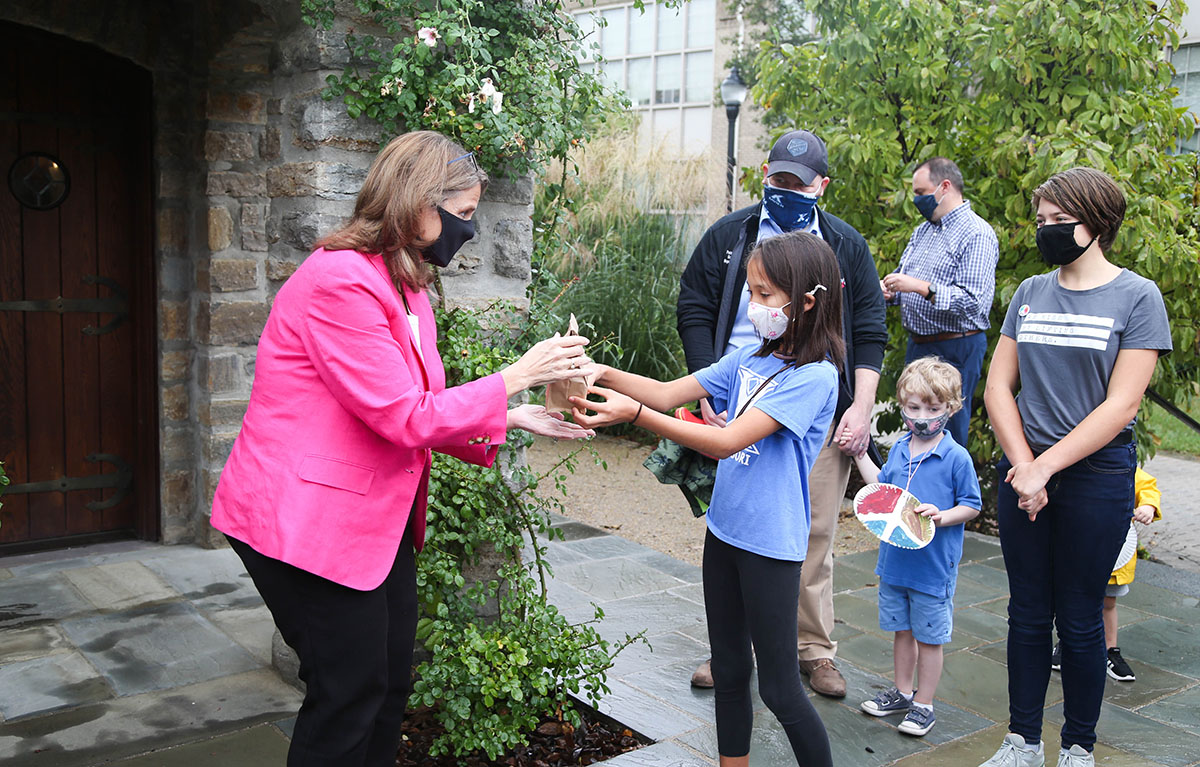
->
xmin=693 ymin=345 xmax=838 ymax=562
xmin=875 ymin=432 xmax=982 ymax=597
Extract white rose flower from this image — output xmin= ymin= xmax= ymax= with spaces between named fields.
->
xmin=417 ymin=27 xmax=440 ymax=47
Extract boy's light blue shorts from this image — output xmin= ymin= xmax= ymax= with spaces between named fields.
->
xmin=878 ymin=580 xmax=955 ymax=645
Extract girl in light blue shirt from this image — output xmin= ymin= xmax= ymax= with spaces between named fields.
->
xmin=572 ymin=230 xmax=843 ymax=767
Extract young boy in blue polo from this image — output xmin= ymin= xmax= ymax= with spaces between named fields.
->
xmin=852 ymin=357 xmax=982 ymax=736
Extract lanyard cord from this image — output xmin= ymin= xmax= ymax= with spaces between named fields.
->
xmin=901 ymin=434 xmax=932 ymax=496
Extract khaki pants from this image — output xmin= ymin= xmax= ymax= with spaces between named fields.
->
xmin=796 ymin=423 xmax=852 ymax=661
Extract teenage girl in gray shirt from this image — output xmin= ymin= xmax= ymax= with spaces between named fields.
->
xmin=980 ymin=167 xmax=1172 ymax=767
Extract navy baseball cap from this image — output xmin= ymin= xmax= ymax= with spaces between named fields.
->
xmin=766 ymin=130 xmax=828 ymax=184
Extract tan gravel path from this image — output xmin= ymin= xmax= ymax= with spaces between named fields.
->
xmin=527 ymin=434 xmax=879 ymax=568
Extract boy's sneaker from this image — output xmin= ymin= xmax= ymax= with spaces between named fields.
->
xmin=860 ymin=687 xmax=911 ymax=716
xmin=1051 ymin=643 xmax=1061 ymax=672
xmin=1056 ymin=744 xmax=1094 ymax=767
xmin=1106 ymin=647 xmax=1136 ymax=682
xmin=979 ymin=733 xmax=1046 ymax=767
xmin=897 ymin=705 xmax=935 ymax=736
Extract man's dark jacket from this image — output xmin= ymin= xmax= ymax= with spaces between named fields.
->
xmin=676 ymin=202 xmax=887 ymax=419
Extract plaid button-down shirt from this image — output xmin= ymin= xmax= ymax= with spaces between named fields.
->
xmin=891 ymin=201 xmax=998 ymax=336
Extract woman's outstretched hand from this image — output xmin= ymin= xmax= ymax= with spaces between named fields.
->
xmin=569 ymin=386 xmax=641 ymax=429
xmin=501 ymin=334 xmax=591 ymax=396
xmin=507 ymin=404 xmax=594 ymax=440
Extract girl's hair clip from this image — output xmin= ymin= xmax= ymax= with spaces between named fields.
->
xmin=806 ymin=283 xmax=828 ymax=297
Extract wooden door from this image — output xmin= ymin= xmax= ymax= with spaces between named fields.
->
xmin=0 ymin=22 xmax=157 ymax=553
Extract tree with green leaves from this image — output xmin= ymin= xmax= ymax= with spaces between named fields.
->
xmin=721 ymin=0 xmax=816 ymax=93
xmin=753 ymin=0 xmax=1199 ymax=499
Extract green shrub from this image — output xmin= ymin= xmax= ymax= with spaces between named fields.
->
xmin=1143 ymin=397 xmax=1200 ymax=458
xmin=412 ymin=301 xmax=641 ymax=760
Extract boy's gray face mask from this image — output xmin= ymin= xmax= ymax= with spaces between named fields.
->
xmin=903 ymin=411 xmax=950 ymax=439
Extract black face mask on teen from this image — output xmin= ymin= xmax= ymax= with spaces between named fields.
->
xmin=422 ymin=206 xmax=476 ymax=267
xmin=1035 ymin=221 xmax=1097 ymax=266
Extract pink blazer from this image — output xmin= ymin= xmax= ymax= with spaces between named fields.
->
xmin=211 ymin=248 xmax=509 ymax=590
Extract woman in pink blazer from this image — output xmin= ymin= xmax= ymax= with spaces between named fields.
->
xmin=211 ymin=131 xmax=592 ymax=767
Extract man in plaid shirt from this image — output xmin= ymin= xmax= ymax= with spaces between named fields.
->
xmin=881 ymin=157 xmax=998 ymax=449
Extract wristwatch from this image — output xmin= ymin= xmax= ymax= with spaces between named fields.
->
xmin=925 ymin=283 xmax=937 ymax=302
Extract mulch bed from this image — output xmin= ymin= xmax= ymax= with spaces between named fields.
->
xmin=396 ymin=705 xmax=647 ymax=766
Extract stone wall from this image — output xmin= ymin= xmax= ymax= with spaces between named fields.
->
xmin=2 ymin=0 xmax=535 ymax=547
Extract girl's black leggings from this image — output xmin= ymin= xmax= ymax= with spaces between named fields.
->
xmin=703 ymin=529 xmax=832 ymax=766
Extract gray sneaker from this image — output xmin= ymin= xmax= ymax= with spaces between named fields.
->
xmin=860 ymin=686 xmax=911 ymax=716
xmin=1056 ymin=745 xmax=1094 ymax=767
xmin=979 ymin=733 xmax=1045 ymax=767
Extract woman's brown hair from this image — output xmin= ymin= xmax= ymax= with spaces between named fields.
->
xmin=750 ymin=230 xmax=845 ymax=371
xmin=315 ymin=131 xmax=489 ymax=290
xmin=1031 ymin=166 xmax=1126 ymax=252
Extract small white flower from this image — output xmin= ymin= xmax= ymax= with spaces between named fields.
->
xmin=491 ymin=91 xmax=503 ymax=114
xmin=478 ymin=78 xmax=497 ymax=99
xmin=468 ymin=93 xmax=476 ymax=113
xmin=380 ymin=80 xmax=393 ymax=96
xmin=417 ymin=27 xmax=440 ymax=47
xmin=394 ymin=77 xmax=405 ymax=94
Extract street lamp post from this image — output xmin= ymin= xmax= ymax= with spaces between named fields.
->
xmin=720 ymin=66 xmax=748 ymax=213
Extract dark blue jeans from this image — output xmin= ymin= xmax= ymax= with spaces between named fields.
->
xmin=997 ymin=442 xmax=1134 ymax=751
xmin=906 ymin=331 xmax=987 ymax=449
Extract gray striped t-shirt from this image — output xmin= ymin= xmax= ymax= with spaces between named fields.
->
xmin=999 ymin=269 xmax=1172 ymax=452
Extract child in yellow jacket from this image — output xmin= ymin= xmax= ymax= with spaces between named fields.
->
xmin=1052 ymin=468 xmax=1161 ymax=682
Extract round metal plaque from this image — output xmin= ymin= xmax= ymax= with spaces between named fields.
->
xmin=8 ymin=152 xmax=70 ymax=210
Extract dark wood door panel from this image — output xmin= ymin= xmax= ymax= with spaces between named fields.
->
xmin=0 ymin=21 xmax=155 ymax=550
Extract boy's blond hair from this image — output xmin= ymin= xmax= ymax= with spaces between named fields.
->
xmin=896 ymin=357 xmax=963 ymax=414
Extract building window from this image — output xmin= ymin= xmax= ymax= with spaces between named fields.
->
xmin=576 ymin=0 xmax=715 ymax=153
xmin=1172 ymin=43 xmax=1200 ymax=151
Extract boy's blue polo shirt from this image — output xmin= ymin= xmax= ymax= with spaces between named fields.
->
xmin=876 ymin=432 xmax=982 ymax=598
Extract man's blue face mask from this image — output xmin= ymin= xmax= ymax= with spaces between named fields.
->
xmin=912 ymin=192 xmax=940 ymax=222
xmin=763 ymin=184 xmax=820 ymax=231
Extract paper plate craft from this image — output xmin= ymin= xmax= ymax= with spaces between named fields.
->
xmin=853 ymin=482 xmax=935 ymax=550
xmin=1113 ymin=521 xmax=1139 ymax=570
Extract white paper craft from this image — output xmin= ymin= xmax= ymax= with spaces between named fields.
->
xmin=853 ymin=482 xmax=936 ymax=550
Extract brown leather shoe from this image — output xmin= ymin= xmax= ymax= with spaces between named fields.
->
xmin=690 ymin=657 xmax=714 ymax=688
xmin=798 ymin=657 xmax=846 ymax=698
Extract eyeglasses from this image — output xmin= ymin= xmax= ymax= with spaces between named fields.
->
xmin=448 ymin=151 xmax=479 ymax=173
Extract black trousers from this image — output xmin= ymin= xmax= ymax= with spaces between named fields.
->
xmin=228 ymin=527 xmax=417 ymax=767
xmin=704 ymin=529 xmax=832 ymax=766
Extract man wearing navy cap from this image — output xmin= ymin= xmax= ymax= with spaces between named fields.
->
xmin=677 ymin=129 xmax=887 ymax=698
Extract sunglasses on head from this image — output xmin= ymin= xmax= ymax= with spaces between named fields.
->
xmin=448 ymin=151 xmax=479 ymax=172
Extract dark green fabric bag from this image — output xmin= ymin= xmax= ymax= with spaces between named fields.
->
xmin=642 ymin=438 xmax=717 ymax=518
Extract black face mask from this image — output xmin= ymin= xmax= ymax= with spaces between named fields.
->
xmin=1035 ymin=222 xmax=1096 ymax=266
xmin=422 ymin=206 xmax=476 ymax=267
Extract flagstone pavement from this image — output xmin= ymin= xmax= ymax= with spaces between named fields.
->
xmin=1 ymin=523 xmax=1198 ymax=766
